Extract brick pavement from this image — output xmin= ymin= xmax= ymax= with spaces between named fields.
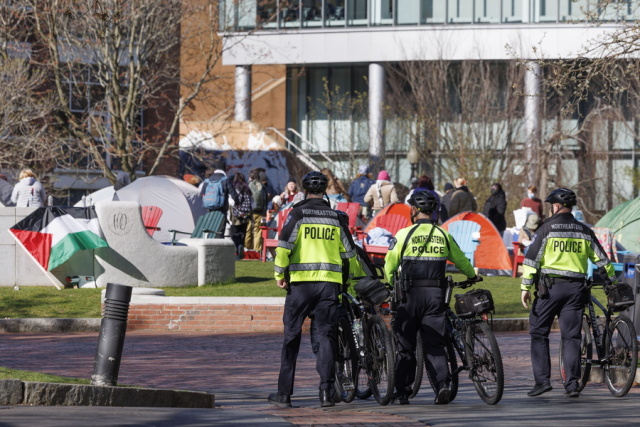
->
xmin=0 ymin=330 xmax=636 ymax=426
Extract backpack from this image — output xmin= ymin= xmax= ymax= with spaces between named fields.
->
xmin=202 ymin=177 xmax=227 ymax=210
xmin=233 ymin=187 xmax=252 ymax=219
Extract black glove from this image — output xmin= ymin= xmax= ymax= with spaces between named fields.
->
xmin=470 ymin=274 xmax=483 ymax=283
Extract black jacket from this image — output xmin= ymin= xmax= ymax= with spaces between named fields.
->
xmin=482 ymin=190 xmax=507 ymax=232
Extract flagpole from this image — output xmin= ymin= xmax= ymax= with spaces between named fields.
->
xmin=8 ymin=232 xmax=64 ymax=290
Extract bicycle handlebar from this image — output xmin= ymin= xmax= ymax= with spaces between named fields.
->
xmin=447 ymin=275 xmax=483 ymax=289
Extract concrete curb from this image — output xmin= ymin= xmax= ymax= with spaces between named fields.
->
xmin=0 ymin=317 xmax=541 ymax=333
xmin=0 ymin=380 xmax=214 ymax=408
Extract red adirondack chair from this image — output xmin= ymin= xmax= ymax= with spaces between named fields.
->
xmin=360 ymin=213 xmax=410 ymax=257
xmin=141 ymin=206 xmax=163 ymax=237
xmin=260 ymin=208 xmax=293 ymax=262
xmin=336 ymin=202 xmax=362 ymax=235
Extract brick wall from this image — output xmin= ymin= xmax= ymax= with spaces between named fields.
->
xmin=125 ymin=296 xmax=311 ymax=333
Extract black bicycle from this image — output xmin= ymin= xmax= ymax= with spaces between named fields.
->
xmin=559 ymin=281 xmax=638 ymax=397
xmin=334 ymin=286 xmax=396 ymax=405
xmin=441 ymin=276 xmax=504 ymax=405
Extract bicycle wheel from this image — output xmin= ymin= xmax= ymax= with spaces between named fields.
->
xmin=465 ymin=321 xmax=504 ymax=405
xmin=334 ymin=315 xmax=357 ymax=403
xmin=446 ymin=340 xmax=460 ymax=402
xmin=365 ymin=315 xmax=396 ymax=405
xmin=559 ymin=316 xmax=592 ymax=392
xmin=354 ymin=363 xmax=372 ymax=399
xmin=604 ymin=315 xmax=638 ymax=397
xmin=408 ymin=331 xmax=424 ymax=399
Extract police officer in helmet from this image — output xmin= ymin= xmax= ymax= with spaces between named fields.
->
xmin=384 ymin=190 xmax=480 ymax=405
xmin=268 ymin=171 xmax=359 ymax=408
xmin=521 ymin=187 xmax=617 ymax=398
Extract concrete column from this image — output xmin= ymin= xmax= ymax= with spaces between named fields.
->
xmin=368 ymin=63 xmax=385 ymax=172
xmin=523 ymin=62 xmax=541 ymax=186
xmin=234 ymin=65 xmax=251 ymax=122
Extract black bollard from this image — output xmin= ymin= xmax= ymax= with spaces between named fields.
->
xmin=91 ymin=283 xmax=133 ymax=386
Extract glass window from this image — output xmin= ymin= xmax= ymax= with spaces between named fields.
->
xmin=560 ymin=0 xmax=589 ymax=22
xmin=281 ymin=0 xmax=302 ymax=28
xmin=325 ymin=0 xmax=346 ymax=26
xmin=476 ymin=0 xmax=501 ymax=23
xmin=302 ymin=0 xmax=323 ymax=27
xmin=348 ymin=0 xmax=368 ymax=26
xmin=424 ymin=0 xmax=447 ymax=23
xmin=502 ymin=0 xmax=523 ymax=23
xmin=537 ymin=0 xmax=558 ymax=23
xmin=397 ymin=0 xmax=420 ymax=25
xmin=447 ymin=0 xmax=473 ymax=23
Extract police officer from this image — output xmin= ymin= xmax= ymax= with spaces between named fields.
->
xmin=384 ymin=190 xmax=480 ymax=405
xmin=268 ymin=171 xmax=359 ymax=408
xmin=521 ymin=188 xmax=617 ymax=398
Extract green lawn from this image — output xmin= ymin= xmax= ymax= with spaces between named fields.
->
xmin=0 ymin=260 xmax=606 ymax=319
xmin=0 ymin=367 xmax=91 ymax=384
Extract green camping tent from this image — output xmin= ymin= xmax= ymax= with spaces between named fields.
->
xmin=595 ymin=198 xmax=640 ymax=252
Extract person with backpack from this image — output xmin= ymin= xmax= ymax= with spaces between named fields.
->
xmin=230 ymin=172 xmax=253 ymax=259
xmin=11 ymin=169 xmax=47 ymax=208
xmin=200 ymin=168 xmax=239 ymax=238
xmin=245 ymin=168 xmax=268 ymax=253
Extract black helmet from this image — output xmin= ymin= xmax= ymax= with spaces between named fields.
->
xmin=302 ymin=171 xmax=328 ymax=193
xmin=409 ymin=190 xmax=438 ymax=213
xmin=545 ymin=188 xmax=577 ymax=207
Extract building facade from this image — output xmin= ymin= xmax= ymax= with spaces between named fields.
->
xmin=217 ymin=0 xmax=640 ymax=220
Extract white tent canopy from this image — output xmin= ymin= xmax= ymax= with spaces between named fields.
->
xmin=76 ymin=175 xmax=206 ymax=242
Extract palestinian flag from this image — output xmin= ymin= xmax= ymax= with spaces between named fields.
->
xmin=9 ymin=207 xmax=108 ymax=271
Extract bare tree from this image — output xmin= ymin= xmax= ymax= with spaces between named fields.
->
xmin=26 ymin=0 xmax=237 ymax=184
xmin=385 ymin=59 xmax=527 ymax=209
xmin=0 ymin=3 xmax=57 ymax=177
xmin=509 ymin=1 xmax=640 ymax=222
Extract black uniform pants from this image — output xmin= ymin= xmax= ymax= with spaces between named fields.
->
xmin=393 ymin=287 xmax=449 ymax=394
xmin=529 ymin=280 xmax=585 ymax=391
xmin=278 ymin=281 xmax=339 ymax=395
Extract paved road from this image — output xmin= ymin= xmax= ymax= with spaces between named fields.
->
xmin=1 ymin=330 xmax=638 ymax=426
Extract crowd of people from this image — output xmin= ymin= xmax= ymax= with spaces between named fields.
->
xmin=265 ymin=170 xmax=621 ymax=409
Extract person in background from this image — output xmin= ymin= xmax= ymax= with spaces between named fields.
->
xmin=246 ymin=168 xmax=268 ymax=253
xmin=200 ymin=168 xmax=239 ymax=238
xmin=482 ymin=183 xmax=507 ymax=236
xmin=405 ymin=175 xmax=444 ymax=223
xmin=279 ymin=179 xmax=304 ymax=207
xmin=448 ymin=177 xmax=477 ymax=217
xmin=364 ymin=170 xmax=398 ymax=215
xmin=520 ymin=185 xmax=544 ymax=219
xmin=11 ymin=169 xmax=47 ymax=208
xmin=518 ymin=213 xmax=540 ymax=253
xmin=348 ymin=164 xmax=375 ymax=219
xmin=114 ymin=171 xmax=131 ymax=191
xmin=440 ymin=182 xmax=454 ymax=216
xmin=320 ymin=168 xmax=350 ymax=201
xmin=230 ymin=172 xmax=252 ymax=259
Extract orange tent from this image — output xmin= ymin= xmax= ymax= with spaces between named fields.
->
xmin=441 ymin=212 xmax=513 ymax=276
xmin=364 ymin=202 xmax=412 ymax=233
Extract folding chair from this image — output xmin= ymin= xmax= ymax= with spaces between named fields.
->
xmin=168 ymin=210 xmax=225 ymax=245
xmin=512 ymin=241 xmax=526 ymax=277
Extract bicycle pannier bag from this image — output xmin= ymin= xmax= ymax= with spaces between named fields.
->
xmin=354 ymin=277 xmax=390 ymax=307
xmin=454 ymin=289 xmax=494 ymax=318
xmin=607 ymin=283 xmax=635 ymax=311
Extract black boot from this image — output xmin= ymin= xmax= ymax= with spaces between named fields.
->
xmin=268 ymin=392 xmax=292 ymax=408
xmin=319 ymin=388 xmax=335 ymax=407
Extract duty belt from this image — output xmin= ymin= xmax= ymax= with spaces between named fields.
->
xmin=411 ymin=279 xmax=446 ymax=288
xmin=547 ymin=276 xmax=585 ymax=285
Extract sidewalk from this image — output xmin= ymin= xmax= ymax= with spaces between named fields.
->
xmin=1 ymin=330 xmax=639 ymax=426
